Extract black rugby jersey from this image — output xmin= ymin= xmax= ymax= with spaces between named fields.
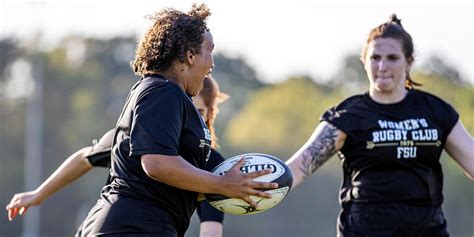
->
xmin=104 ymin=75 xmax=212 ymax=235
xmin=321 ymin=89 xmax=458 ymax=205
xmin=84 ymin=127 xmax=225 ymax=224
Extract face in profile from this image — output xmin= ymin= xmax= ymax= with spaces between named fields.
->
xmin=187 ymin=31 xmax=215 ymax=96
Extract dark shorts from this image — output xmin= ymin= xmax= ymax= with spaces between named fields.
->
xmin=80 ymin=195 xmax=179 ymax=237
xmin=338 ymin=202 xmax=449 ymax=237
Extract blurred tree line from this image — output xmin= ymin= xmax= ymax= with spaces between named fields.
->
xmin=0 ymin=36 xmax=472 ymax=236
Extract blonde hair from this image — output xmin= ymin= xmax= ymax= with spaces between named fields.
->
xmin=198 ymin=75 xmax=229 ymax=148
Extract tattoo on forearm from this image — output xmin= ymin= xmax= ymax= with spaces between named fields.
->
xmin=299 ymin=124 xmax=338 ymax=179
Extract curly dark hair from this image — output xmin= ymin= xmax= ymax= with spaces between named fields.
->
xmin=361 ymin=14 xmax=421 ymax=88
xmin=132 ymin=4 xmax=211 ymax=76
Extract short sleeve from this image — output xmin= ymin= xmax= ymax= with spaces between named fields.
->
xmin=129 ymin=86 xmax=184 ymax=157
xmin=320 ymin=95 xmax=369 ymax=136
xmin=197 ymin=200 xmax=224 ymax=223
xmin=86 ymin=129 xmax=114 ymax=167
xmin=320 ymin=105 xmax=353 ymax=135
xmin=439 ymin=100 xmax=459 ymax=138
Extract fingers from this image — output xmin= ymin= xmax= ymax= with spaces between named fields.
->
xmin=246 ymin=168 xmax=272 ymax=179
xmin=6 ymin=205 xmax=29 ymax=221
xmin=7 ymin=206 xmax=29 ymax=221
xmin=7 ymin=207 xmax=18 ymax=221
xmin=6 ymin=199 xmax=17 ymax=221
xmin=252 ymin=181 xmax=278 ymax=189
xmin=19 ymin=207 xmax=27 ymax=215
xmin=6 ymin=195 xmax=29 ymax=221
xmin=241 ymin=196 xmax=258 ymax=208
xmin=253 ymin=191 xmax=272 ymax=200
xmin=230 ymin=157 xmax=246 ymax=170
xmin=245 ymin=168 xmax=279 ymax=189
xmin=241 ymin=190 xmax=274 ymax=207
xmin=6 ymin=198 xmax=20 ymax=212
xmin=222 ymin=156 xmax=279 ymax=206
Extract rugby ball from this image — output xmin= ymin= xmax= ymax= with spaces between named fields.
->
xmin=205 ymin=153 xmax=293 ymax=215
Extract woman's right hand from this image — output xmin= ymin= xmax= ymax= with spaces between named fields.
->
xmin=217 ymin=157 xmax=278 ymax=207
xmin=5 ymin=190 xmax=42 ymax=221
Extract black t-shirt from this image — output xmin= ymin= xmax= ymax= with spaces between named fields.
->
xmin=84 ymin=128 xmax=225 ymax=224
xmin=79 ymin=145 xmax=226 ymax=237
xmin=321 ymin=89 xmax=458 ymax=206
xmin=103 ymin=75 xmax=212 ymax=234
xmin=85 ymin=129 xmax=114 ymax=168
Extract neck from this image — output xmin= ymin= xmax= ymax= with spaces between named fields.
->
xmin=369 ymin=88 xmax=408 ymax=104
xmin=149 ymin=70 xmax=185 ymax=92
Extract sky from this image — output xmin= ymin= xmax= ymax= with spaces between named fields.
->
xmin=0 ymin=0 xmax=472 ymax=84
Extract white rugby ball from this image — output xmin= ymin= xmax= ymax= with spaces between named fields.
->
xmin=205 ymin=153 xmax=293 ymax=215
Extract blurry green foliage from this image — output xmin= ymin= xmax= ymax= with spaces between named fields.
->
xmin=0 ymin=37 xmax=472 ymax=236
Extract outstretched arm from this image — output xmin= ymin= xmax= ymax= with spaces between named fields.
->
xmin=444 ymin=120 xmax=474 ymax=181
xmin=286 ymin=121 xmax=347 ymax=189
xmin=6 ymin=146 xmax=94 ymax=221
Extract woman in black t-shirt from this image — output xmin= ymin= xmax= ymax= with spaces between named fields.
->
xmin=6 ymin=76 xmax=229 ymax=237
xmin=7 ymin=5 xmax=277 ymax=236
xmin=78 ymin=5 xmax=275 ymax=236
xmin=286 ymin=14 xmax=473 ymax=236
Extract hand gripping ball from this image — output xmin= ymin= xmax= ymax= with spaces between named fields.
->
xmin=205 ymin=153 xmax=293 ymax=215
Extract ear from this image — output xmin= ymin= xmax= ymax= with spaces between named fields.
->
xmin=186 ymin=50 xmax=195 ymax=65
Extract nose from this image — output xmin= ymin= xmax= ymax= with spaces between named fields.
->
xmin=209 ymin=64 xmax=215 ymax=74
xmin=377 ymin=60 xmax=387 ymax=71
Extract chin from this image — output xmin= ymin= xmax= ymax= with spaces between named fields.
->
xmin=374 ymin=80 xmax=394 ymax=91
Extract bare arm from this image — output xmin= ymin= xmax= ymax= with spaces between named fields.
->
xmin=444 ymin=120 xmax=474 ymax=181
xmin=141 ymin=155 xmax=278 ymax=207
xmin=286 ymin=121 xmax=347 ymax=188
xmin=199 ymin=222 xmax=223 ymax=237
xmin=6 ymin=146 xmax=94 ymax=221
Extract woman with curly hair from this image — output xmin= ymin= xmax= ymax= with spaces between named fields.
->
xmin=6 ymin=75 xmax=230 ymax=237
xmin=79 ymin=4 xmax=276 ymax=236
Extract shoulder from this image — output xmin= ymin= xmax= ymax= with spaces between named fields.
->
xmin=335 ymin=93 xmax=367 ymax=109
xmin=410 ymin=89 xmax=456 ymax=111
xmin=322 ymin=93 xmax=367 ymax=119
xmin=136 ymin=79 xmax=187 ymax=104
xmin=410 ymin=88 xmax=436 ymax=100
xmin=320 ymin=93 xmax=373 ymax=134
xmin=410 ymin=89 xmax=459 ymax=130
